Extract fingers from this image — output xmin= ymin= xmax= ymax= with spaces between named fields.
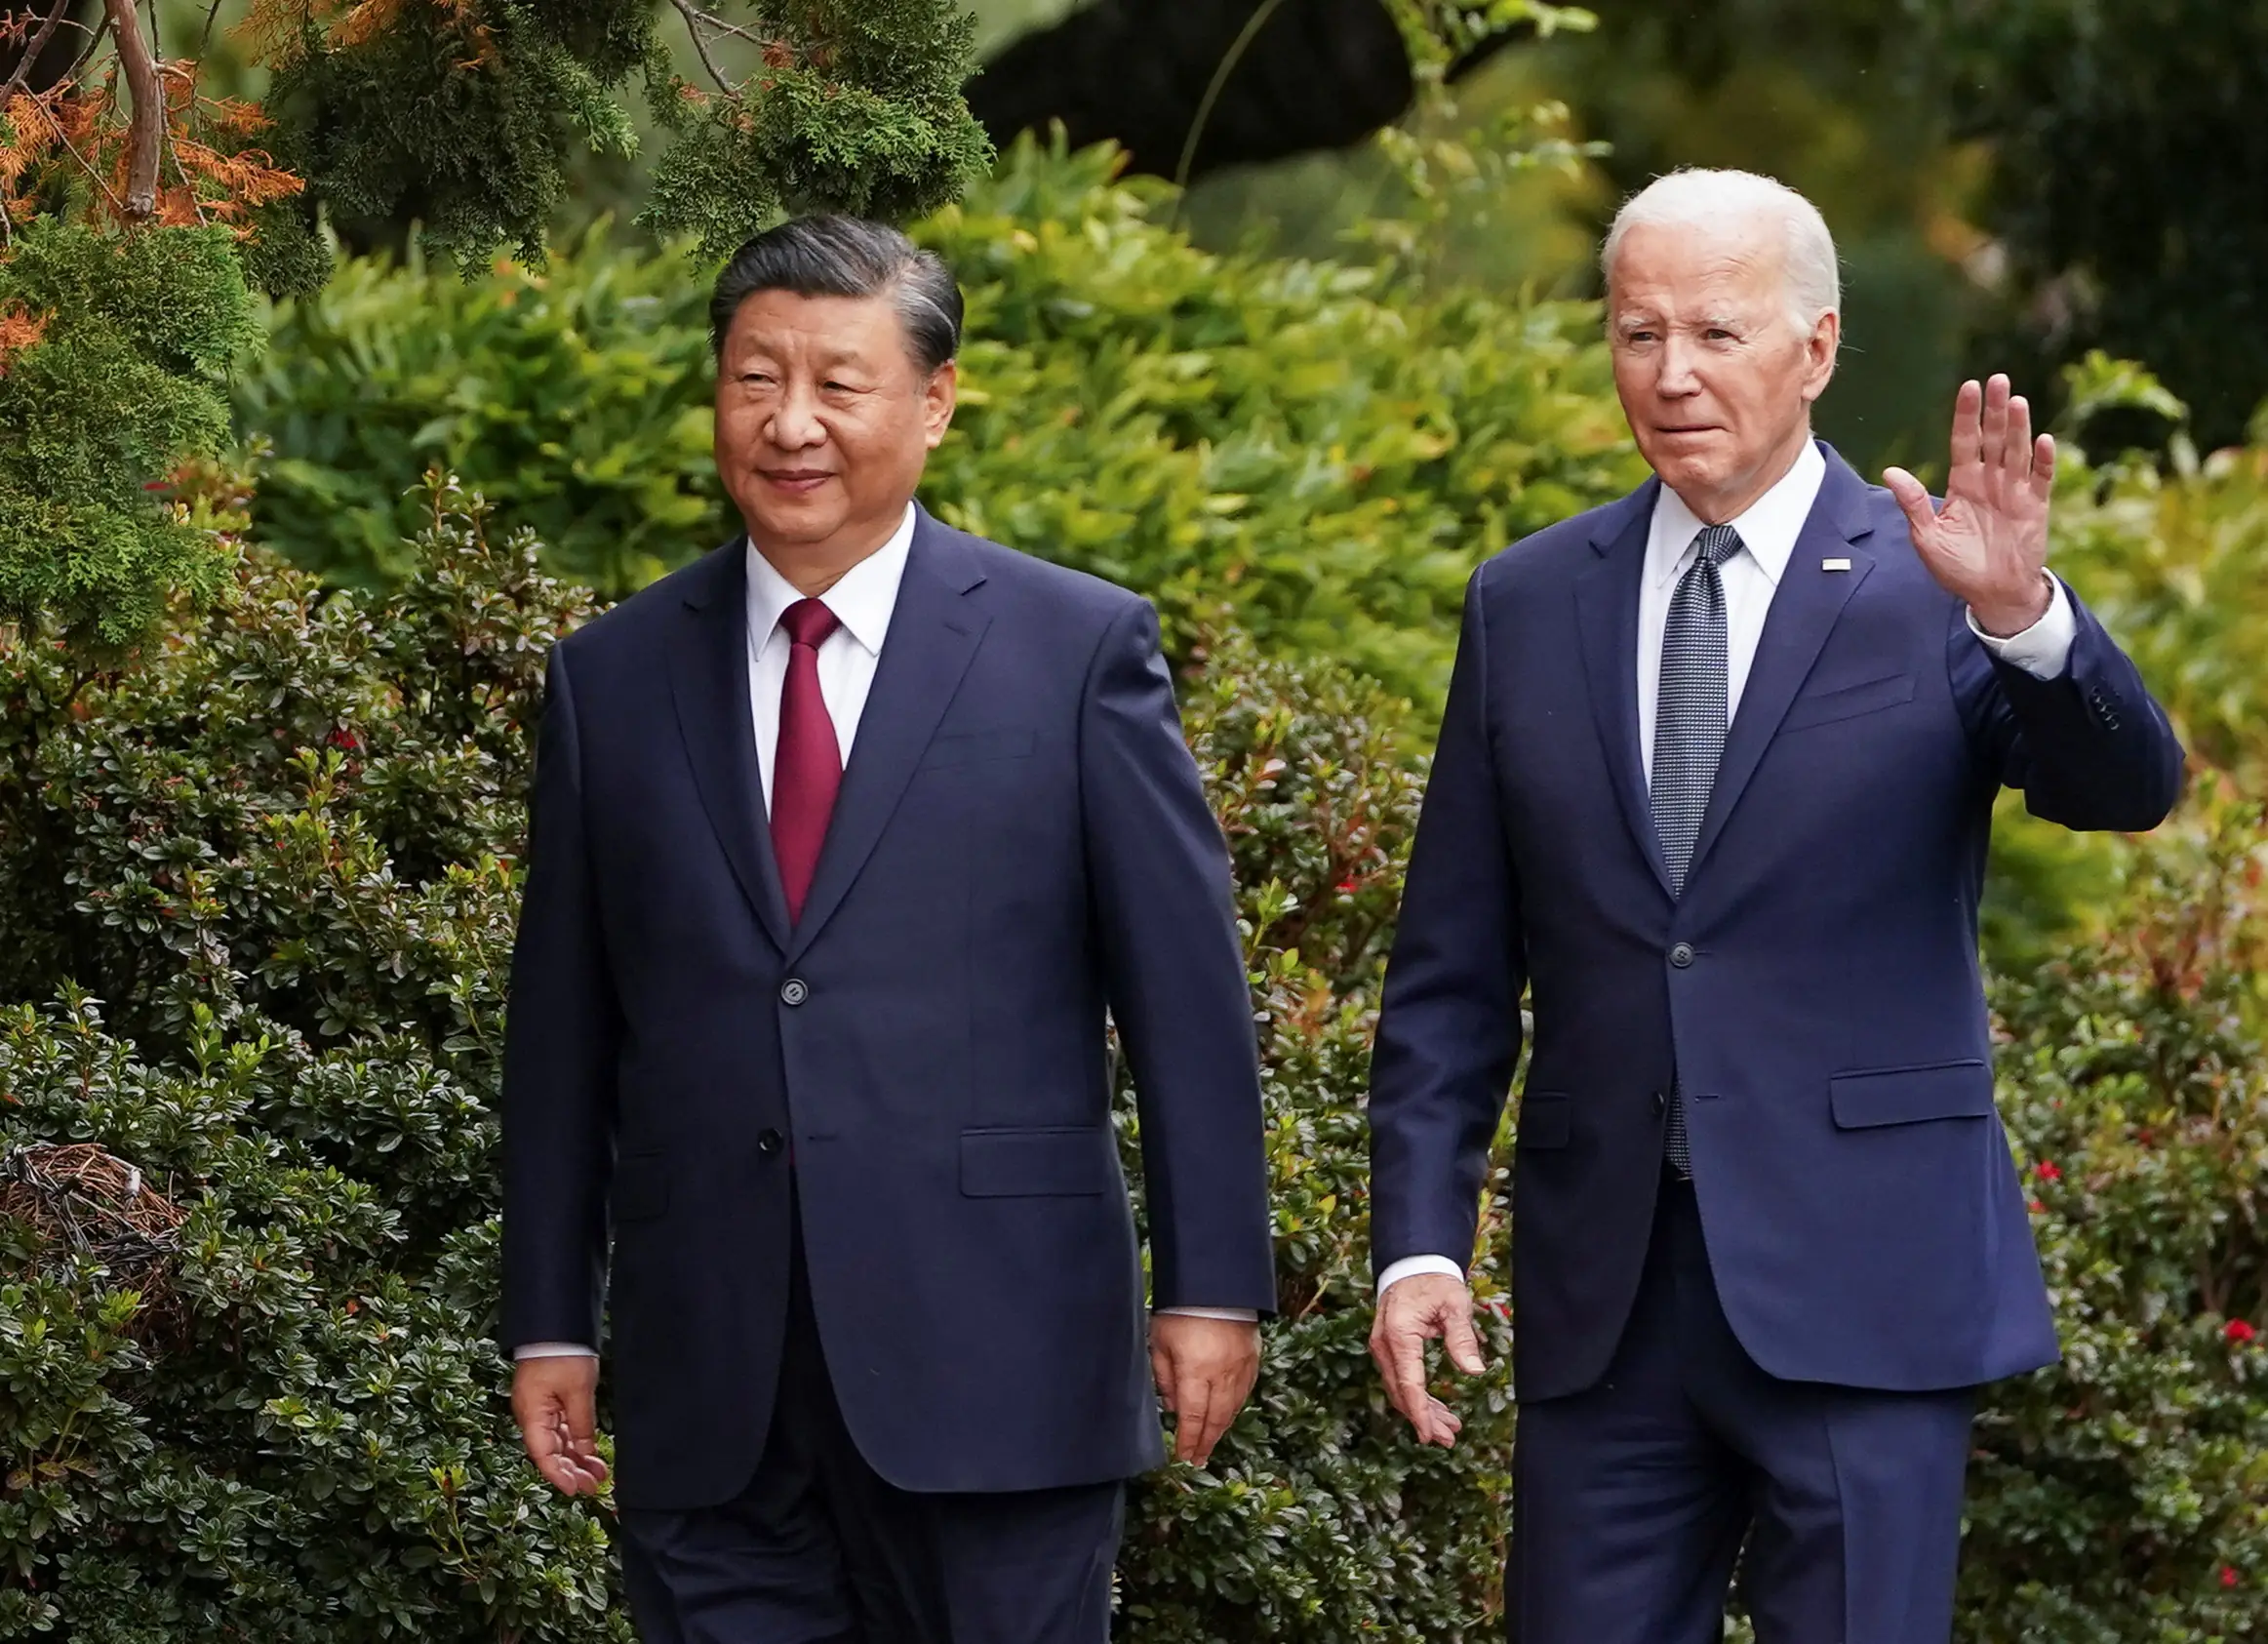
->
xmin=513 ymin=1359 xmax=610 ymax=1497
xmin=1152 ymin=1315 xmax=1260 ymax=1466
xmin=1881 ymin=465 xmax=1938 ymax=548
xmin=1441 ymin=1297 xmax=1488 ymax=1378
xmin=2031 ymin=430 xmax=2056 ymax=502
xmin=1173 ymin=1376 xmax=1217 ymax=1466
xmin=1948 ymin=377 xmax=1983 ymax=471
xmin=1978 ymin=374 xmax=2010 ymax=484
xmin=1375 ymin=1316 xmax=1433 ymax=1436
xmin=1370 ymin=1284 xmax=1476 ymax=1448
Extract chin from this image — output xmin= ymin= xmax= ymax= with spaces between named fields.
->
xmin=741 ymin=497 xmax=843 ymax=547
xmin=1646 ymin=450 xmax=1725 ymax=494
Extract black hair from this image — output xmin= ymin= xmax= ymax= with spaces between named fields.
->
xmin=707 ymin=215 xmax=963 ymax=375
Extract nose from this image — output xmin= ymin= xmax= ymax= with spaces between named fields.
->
xmin=1655 ymin=334 xmax=1702 ymax=397
xmin=767 ymin=380 xmax=826 ymax=451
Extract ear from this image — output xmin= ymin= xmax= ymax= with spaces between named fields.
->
xmin=1799 ymin=309 xmax=1841 ymax=405
xmin=922 ymin=361 xmax=959 ymax=450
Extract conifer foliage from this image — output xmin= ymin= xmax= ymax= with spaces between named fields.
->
xmin=0 ymin=0 xmax=992 ymax=653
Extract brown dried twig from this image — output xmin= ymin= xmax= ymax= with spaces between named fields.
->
xmin=101 ymin=0 xmax=157 ymax=218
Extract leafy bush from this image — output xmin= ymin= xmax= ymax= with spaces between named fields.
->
xmin=0 ymin=480 xmax=1517 ymax=1640
xmin=0 ymin=221 xmax=261 ymax=653
xmin=1966 ymin=786 xmax=2268 ymax=1642
xmin=237 ymin=138 xmax=1644 ymax=708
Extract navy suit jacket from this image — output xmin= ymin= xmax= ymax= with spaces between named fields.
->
xmin=501 ymin=506 xmax=1276 ymax=1510
xmin=1370 ymin=444 xmax=2183 ymax=1399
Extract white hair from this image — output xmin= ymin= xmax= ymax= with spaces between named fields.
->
xmin=1601 ymin=168 xmax=1841 ymax=334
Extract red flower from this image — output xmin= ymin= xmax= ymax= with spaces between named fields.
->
xmin=1334 ymin=877 xmax=1358 ymax=894
xmin=2027 ymin=1198 xmax=2045 ymax=1214
xmin=2227 ymin=1319 xmax=2258 ymax=1344
xmin=2034 ymin=1161 xmax=2061 ymax=1182
xmin=2221 ymin=1564 xmax=2240 ymax=1588
xmin=325 ymin=727 xmax=362 ymax=752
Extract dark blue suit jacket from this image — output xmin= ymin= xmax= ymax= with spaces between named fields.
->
xmin=501 ymin=507 xmax=1275 ymax=1510
xmin=1370 ymin=445 xmax=2183 ymax=1398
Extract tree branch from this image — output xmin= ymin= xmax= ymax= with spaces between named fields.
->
xmin=668 ymin=0 xmax=736 ymax=94
xmin=102 ymin=0 xmax=160 ymax=220
xmin=0 ymin=0 xmax=78 ymax=109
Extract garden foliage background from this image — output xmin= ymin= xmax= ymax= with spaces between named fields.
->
xmin=1 ymin=13 xmax=2266 ymax=1642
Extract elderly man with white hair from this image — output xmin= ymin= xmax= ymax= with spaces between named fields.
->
xmin=1365 ymin=170 xmax=2183 ymax=1641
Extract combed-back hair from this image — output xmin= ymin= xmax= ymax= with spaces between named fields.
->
xmin=1602 ymin=169 xmax=1842 ymax=332
xmin=708 ymin=216 xmax=963 ymax=374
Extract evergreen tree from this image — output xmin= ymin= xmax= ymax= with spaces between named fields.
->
xmin=0 ymin=0 xmax=992 ymax=652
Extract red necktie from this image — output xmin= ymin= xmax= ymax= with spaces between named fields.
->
xmin=772 ymin=598 xmax=843 ymax=925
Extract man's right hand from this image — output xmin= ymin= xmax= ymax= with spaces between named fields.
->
xmin=511 ymin=1354 xmax=611 ymax=1496
xmin=1370 ymin=1273 xmax=1488 ymax=1448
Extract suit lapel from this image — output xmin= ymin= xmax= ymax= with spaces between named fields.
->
xmin=668 ymin=541 xmax=793 ymax=952
xmin=1574 ymin=479 xmax=1674 ymax=898
xmin=786 ymin=511 xmax=989 ymax=962
xmin=1685 ymin=448 xmax=1878 ymax=883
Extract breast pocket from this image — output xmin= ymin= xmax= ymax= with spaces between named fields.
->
xmin=1780 ymin=671 xmax=1917 ymax=734
xmin=920 ymin=730 xmax=1038 ymax=769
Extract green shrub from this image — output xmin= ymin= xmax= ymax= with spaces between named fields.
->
xmin=237 ymin=138 xmax=1644 ymax=709
xmin=0 ymin=221 xmax=262 ymax=653
xmin=1967 ymin=786 xmax=2268 ymax=1642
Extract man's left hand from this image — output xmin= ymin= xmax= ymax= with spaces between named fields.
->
xmin=1884 ymin=373 xmax=2056 ymax=637
xmin=1150 ymin=1312 xmax=1260 ymax=1467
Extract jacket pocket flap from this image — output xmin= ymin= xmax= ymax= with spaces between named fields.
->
xmin=1782 ymin=671 xmax=1917 ymax=732
xmin=1518 ymin=1093 xmax=1572 ymax=1150
xmin=1830 ymin=1061 xmax=1994 ymax=1129
xmin=960 ymin=1126 xmax=1112 ymax=1196
xmin=611 ymin=1152 xmax=671 ymax=1223
xmin=922 ymin=730 xmax=1038 ymax=769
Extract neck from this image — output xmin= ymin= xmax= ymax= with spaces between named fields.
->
xmin=749 ymin=507 xmax=907 ymax=597
xmin=1674 ymin=427 xmax=1812 ymax=526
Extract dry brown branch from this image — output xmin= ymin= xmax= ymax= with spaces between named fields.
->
xmin=0 ymin=0 xmax=76 ymax=110
xmin=669 ymin=0 xmax=736 ymax=95
xmin=102 ymin=0 xmax=157 ymax=218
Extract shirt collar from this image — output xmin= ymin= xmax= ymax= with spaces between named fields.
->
xmin=1647 ymin=439 xmax=1827 ymax=589
xmin=744 ymin=501 xmax=917 ymax=656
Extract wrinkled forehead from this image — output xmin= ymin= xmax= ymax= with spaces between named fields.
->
xmin=1607 ymin=218 xmax=1791 ymax=319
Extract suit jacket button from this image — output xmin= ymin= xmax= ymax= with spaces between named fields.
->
xmin=1652 ymin=1091 xmax=1668 ymax=1117
xmin=780 ymin=979 xmax=809 ymax=1006
xmin=1668 ymin=942 xmax=1695 ymax=968
xmin=757 ymin=1129 xmax=784 ymax=1156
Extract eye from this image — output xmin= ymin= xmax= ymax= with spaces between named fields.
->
xmin=1704 ymin=328 xmax=1736 ymax=342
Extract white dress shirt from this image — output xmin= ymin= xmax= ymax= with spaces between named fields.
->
xmin=1376 ymin=444 xmax=2080 ymax=1300
xmin=519 ymin=505 xmax=1249 ymax=1359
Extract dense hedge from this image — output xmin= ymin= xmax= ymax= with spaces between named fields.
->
xmin=234 ymin=139 xmax=1642 ymax=708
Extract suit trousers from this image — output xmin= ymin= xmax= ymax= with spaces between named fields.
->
xmin=1506 ymin=1177 xmax=1977 ymax=1644
xmin=617 ymin=1208 xmax=1125 ymax=1644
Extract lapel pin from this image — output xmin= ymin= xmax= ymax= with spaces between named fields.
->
xmin=1822 ymin=557 xmax=1852 ymax=572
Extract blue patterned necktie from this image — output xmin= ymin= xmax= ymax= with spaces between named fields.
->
xmin=1651 ymin=522 xmax=1744 ymax=1178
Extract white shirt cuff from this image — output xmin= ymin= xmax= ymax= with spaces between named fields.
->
xmin=1155 ymin=1305 xmax=1259 ymax=1322
xmin=1968 ymin=574 xmax=2076 ymax=679
xmin=513 ymin=1342 xmax=599 ymax=1360
xmin=1377 ymin=1254 xmax=1466 ymax=1296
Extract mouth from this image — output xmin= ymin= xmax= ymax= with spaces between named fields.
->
xmin=759 ymin=469 xmax=836 ymax=496
xmin=1653 ymin=424 xmax=1722 ymax=440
